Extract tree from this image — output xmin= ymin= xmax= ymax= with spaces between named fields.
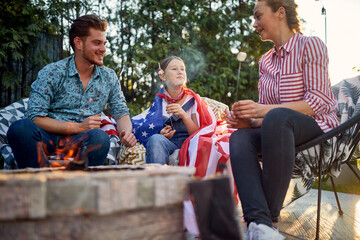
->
xmin=0 ymin=0 xmax=94 ymax=107
xmin=1 ymin=0 xmax=272 ymax=114
xmin=101 ymin=0 xmax=272 ymax=115
xmin=0 ymin=0 xmax=44 ymax=105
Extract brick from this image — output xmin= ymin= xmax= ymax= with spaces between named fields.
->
xmin=46 ymin=175 xmax=96 ymax=216
xmin=111 ymin=178 xmax=137 ymax=211
xmin=29 ymin=180 xmax=47 ymax=218
xmin=81 ymin=204 xmax=184 ymax=240
xmin=137 ymin=177 xmax=155 ymax=208
xmin=114 ymin=177 xmax=137 ymax=211
xmin=94 ymin=179 xmax=112 ymax=215
xmin=154 ymin=176 xmax=168 ymax=207
xmin=154 ymin=175 xmax=190 ymax=207
xmin=0 ymin=175 xmax=46 ymax=220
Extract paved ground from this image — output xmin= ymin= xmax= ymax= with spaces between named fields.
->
xmin=278 ymin=189 xmax=360 ymax=240
xmin=186 ymin=189 xmax=360 ymax=239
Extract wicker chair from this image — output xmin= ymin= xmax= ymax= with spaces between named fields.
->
xmin=294 ymin=112 xmax=360 ymax=240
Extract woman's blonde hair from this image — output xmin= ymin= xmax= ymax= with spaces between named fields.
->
xmin=257 ymin=0 xmax=302 ymax=33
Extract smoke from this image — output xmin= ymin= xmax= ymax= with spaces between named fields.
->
xmin=179 ymin=47 xmax=206 ymax=82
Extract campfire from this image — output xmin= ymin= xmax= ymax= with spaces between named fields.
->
xmin=36 ymin=135 xmax=101 ymax=170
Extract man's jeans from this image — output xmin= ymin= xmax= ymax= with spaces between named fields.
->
xmin=230 ymin=108 xmax=324 ymax=227
xmin=7 ymin=118 xmax=110 ymax=168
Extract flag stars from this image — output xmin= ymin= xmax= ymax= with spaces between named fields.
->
xmin=142 ymin=131 xmax=148 ymax=137
xmin=149 ymin=123 xmax=155 ymax=129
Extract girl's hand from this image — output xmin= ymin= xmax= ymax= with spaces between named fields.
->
xmin=166 ymin=103 xmax=187 ymax=119
xmin=160 ymin=125 xmax=176 ymax=139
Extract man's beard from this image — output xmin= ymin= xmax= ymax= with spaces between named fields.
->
xmin=83 ymin=48 xmax=104 ymax=66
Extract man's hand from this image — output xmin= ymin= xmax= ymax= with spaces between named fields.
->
xmin=160 ymin=125 xmax=176 ymax=139
xmin=120 ymin=130 xmax=137 ymax=147
xmin=77 ymin=114 xmax=102 ymax=133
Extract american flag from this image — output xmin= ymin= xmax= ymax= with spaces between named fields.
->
xmin=100 ymin=114 xmax=119 ymax=137
xmin=131 ymin=89 xmax=164 ymax=147
xmin=175 ymin=88 xmax=237 ymax=236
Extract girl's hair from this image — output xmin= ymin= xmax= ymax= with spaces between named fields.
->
xmin=157 ymin=56 xmax=186 ymax=74
xmin=257 ymin=0 xmax=302 ymax=33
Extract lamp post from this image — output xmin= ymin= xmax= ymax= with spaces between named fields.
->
xmin=315 ymin=0 xmax=327 ymax=45
xmin=322 ymin=6 xmax=327 ymax=45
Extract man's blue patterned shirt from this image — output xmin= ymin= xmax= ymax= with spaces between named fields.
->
xmin=26 ymin=56 xmax=129 ymax=123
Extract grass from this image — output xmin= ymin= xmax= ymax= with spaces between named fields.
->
xmin=312 ymin=159 xmax=360 ymax=195
xmin=313 ymin=179 xmax=360 ymax=195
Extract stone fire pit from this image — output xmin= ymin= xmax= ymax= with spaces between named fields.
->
xmin=0 ymin=165 xmax=195 ymax=240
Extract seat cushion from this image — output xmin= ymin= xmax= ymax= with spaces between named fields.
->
xmin=202 ymin=97 xmax=229 ymax=120
xmin=0 ymin=98 xmax=29 ymax=169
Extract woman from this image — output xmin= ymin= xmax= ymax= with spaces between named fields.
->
xmin=228 ymin=0 xmax=339 ymax=239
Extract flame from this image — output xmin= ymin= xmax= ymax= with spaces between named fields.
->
xmin=36 ymin=134 xmax=101 ymax=169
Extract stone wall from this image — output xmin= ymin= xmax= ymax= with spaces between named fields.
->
xmin=0 ymin=165 xmax=195 ymax=240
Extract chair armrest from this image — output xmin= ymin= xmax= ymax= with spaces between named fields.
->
xmin=296 ymin=112 xmax=360 ymax=152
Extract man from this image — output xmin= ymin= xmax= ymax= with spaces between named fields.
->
xmin=7 ymin=14 xmax=136 ymax=168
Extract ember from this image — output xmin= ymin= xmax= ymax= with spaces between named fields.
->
xmin=36 ymin=134 xmax=101 ymax=170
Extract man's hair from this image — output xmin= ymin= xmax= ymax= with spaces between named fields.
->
xmin=69 ymin=14 xmax=108 ymax=51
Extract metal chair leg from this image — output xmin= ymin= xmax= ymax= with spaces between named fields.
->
xmin=346 ymin=161 xmax=360 ymax=182
xmin=329 ymin=176 xmax=343 ymax=215
xmin=315 ymin=162 xmax=323 ymax=240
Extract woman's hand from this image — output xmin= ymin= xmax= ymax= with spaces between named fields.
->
xmin=160 ymin=125 xmax=176 ymax=139
xmin=232 ymin=100 xmax=265 ymax=119
xmin=166 ymin=103 xmax=188 ymax=119
xmin=226 ymin=110 xmax=251 ymax=129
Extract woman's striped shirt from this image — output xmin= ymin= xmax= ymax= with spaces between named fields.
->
xmin=258 ymin=33 xmax=339 ymax=132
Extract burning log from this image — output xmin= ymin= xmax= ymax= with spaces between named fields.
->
xmin=37 ymin=141 xmax=50 ymax=168
xmin=66 ymin=145 xmax=88 ymax=171
xmin=36 ymin=134 xmax=102 ymax=170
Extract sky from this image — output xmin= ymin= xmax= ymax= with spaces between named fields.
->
xmin=296 ymin=0 xmax=360 ymax=84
